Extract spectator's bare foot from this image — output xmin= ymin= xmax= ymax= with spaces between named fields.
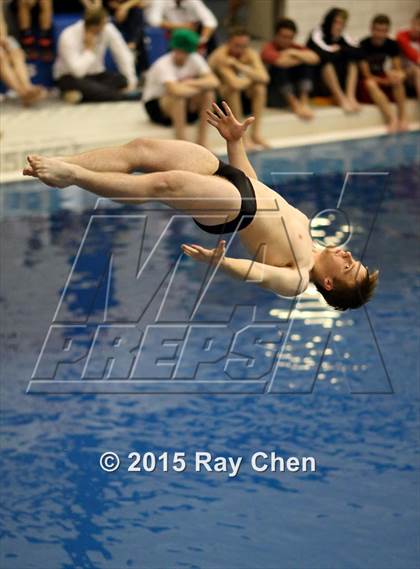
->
xmin=386 ymin=118 xmax=398 ymax=133
xmin=398 ymin=120 xmax=409 ymax=132
xmin=26 ymin=155 xmax=76 ymax=188
xmin=348 ymin=98 xmax=362 ymax=113
xmin=63 ymin=90 xmax=83 ymax=104
xmin=296 ymin=105 xmax=314 ymax=120
xmin=251 ymin=134 xmax=271 ymax=149
xmin=21 ymin=86 xmax=47 ymax=106
xmin=244 ymin=137 xmax=259 ymax=151
xmin=338 ymin=97 xmax=353 ymax=113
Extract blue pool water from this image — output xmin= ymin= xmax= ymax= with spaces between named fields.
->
xmin=0 ymin=132 xmax=419 ymax=569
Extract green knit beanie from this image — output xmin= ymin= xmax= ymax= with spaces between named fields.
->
xmin=170 ymin=28 xmax=200 ymax=53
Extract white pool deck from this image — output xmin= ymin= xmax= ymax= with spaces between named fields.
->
xmin=0 ymin=97 xmax=419 ymax=183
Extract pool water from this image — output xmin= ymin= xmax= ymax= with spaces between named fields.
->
xmin=0 ymin=132 xmax=419 ymax=569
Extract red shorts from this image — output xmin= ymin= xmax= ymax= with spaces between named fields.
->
xmin=357 ymin=74 xmax=395 ymax=103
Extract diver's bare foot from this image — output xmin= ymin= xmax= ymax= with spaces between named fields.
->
xmin=26 ymin=155 xmax=76 ymax=188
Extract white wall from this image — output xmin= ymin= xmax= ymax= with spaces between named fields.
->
xmin=283 ymin=0 xmax=419 ymax=43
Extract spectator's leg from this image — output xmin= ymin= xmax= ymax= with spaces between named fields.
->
xmin=189 ymin=89 xmax=215 ymax=147
xmin=117 ymin=7 xmax=143 ymax=48
xmin=295 ymin=65 xmax=314 ymax=119
xmin=247 ymin=82 xmax=269 ymax=148
xmin=0 ymin=48 xmax=26 ymax=94
xmin=9 ymin=45 xmax=34 ymax=90
xmin=267 ymin=65 xmax=290 ymax=107
xmin=363 ymin=79 xmax=397 ymax=132
xmin=273 ymin=66 xmax=314 ymax=120
xmin=407 ymin=65 xmax=420 ymax=99
xmin=0 ymin=46 xmax=44 ymax=105
xmin=94 ymin=71 xmax=128 ymax=91
xmin=321 ymin=62 xmax=352 ymax=112
xmin=38 ymin=0 xmax=53 ymax=62
xmin=224 ymin=0 xmax=245 ymax=27
xmin=18 ymin=0 xmax=37 ymax=59
xmin=219 ymin=84 xmax=243 ymax=122
xmin=59 ymin=73 xmax=128 ymax=102
xmin=345 ymin=62 xmax=361 ymax=112
xmin=392 ymin=80 xmax=408 ymax=131
xmin=159 ymin=95 xmax=188 ymax=140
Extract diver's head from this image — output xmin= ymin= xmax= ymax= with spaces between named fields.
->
xmin=311 ymin=247 xmax=379 ymax=310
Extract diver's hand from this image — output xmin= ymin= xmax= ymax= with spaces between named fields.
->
xmin=181 ymin=240 xmax=226 ymax=264
xmin=206 ymin=101 xmax=255 ymax=142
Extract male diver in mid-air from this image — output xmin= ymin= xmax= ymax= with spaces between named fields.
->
xmin=23 ymin=101 xmax=378 ymax=310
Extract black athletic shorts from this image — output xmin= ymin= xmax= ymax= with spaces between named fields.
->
xmin=144 ymin=98 xmax=199 ymax=126
xmin=193 ymin=161 xmax=257 ymax=234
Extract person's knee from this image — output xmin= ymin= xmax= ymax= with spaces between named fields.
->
xmin=197 ymin=89 xmax=215 ymax=104
xmin=154 ymin=170 xmax=184 ymax=195
xmin=125 ymin=138 xmax=150 ymax=153
xmin=250 ymin=82 xmax=267 ymax=99
xmin=364 ymin=78 xmax=377 ymax=90
xmin=39 ymin=0 xmax=52 ymax=9
xmin=168 ymin=95 xmax=187 ymax=111
xmin=223 ymin=83 xmax=242 ymax=94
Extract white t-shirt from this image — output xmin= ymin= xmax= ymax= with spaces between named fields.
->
xmin=142 ymin=51 xmax=210 ymax=102
xmin=146 ymin=0 xmax=217 ymax=29
xmin=53 ymin=20 xmax=137 ymax=88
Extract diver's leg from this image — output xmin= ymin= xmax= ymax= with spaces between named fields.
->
xmin=46 ymin=138 xmax=220 ymax=175
xmin=26 ymin=156 xmax=241 ymax=225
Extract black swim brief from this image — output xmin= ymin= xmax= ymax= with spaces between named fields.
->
xmin=192 ymin=161 xmax=257 ymax=234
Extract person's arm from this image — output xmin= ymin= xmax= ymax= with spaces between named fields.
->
xmin=216 ymin=60 xmax=252 ymax=90
xmin=198 ymin=26 xmax=214 ymax=45
xmin=206 ymin=101 xmax=257 ymax=179
xmin=112 ymin=0 xmax=145 ymax=23
xmin=182 ymin=54 xmax=219 ymax=89
xmin=396 ymin=29 xmax=420 ymax=64
xmin=106 ymin=23 xmax=137 ymax=89
xmin=58 ymin=28 xmax=98 ymax=78
xmin=165 ymin=80 xmax=200 ymax=97
xmin=287 ymin=47 xmax=320 ymax=65
xmin=145 ymin=1 xmax=164 ymax=27
xmin=0 ymin=4 xmax=7 ymax=37
xmin=79 ymin=0 xmax=103 ymax=9
xmin=181 ymin=240 xmax=307 ymax=297
xmin=230 ymin=49 xmax=269 ymax=83
xmin=388 ymin=55 xmax=406 ymax=83
xmin=310 ymin=27 xmax=340 ymax=53
xmin=189 ymin=0 xmax=217 ymax=44
xmin=359 ymin=58 xmax=390 ymax=86
xmin=184 ymin=71 xmax=219 ymax=90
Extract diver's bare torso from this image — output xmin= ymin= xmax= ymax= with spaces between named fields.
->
xmin=237 ymin=178 xmax=314 ymax=280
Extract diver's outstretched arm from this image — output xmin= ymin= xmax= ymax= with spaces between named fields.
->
xmin=182 ymin=240 xmax=308 ymax=296
xmin=206 ymin=101 xmax=258 ymax=179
